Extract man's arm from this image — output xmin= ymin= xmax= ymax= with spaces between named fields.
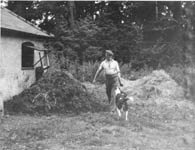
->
xmin=93 ymin=63 xmax=103 ymax=83
xmin=116 ymin=61 xmax=123 ymax=86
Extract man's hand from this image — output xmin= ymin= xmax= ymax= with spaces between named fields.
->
xmin=92 ymin=79 xmax=96 ymax=83
xmin=118 ymin=78 xmax=123 ymax=86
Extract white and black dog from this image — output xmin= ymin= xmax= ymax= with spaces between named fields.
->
xmin=114 ymin=87 xmax=134 ymax=121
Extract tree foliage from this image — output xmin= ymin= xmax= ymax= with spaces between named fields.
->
xmin=5 ymin=1 xmax=195 ymax=70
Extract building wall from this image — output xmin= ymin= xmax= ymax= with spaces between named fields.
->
xmin=0 ymin=34 xmax=46 ymax=102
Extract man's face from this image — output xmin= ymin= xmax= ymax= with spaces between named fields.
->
xmin=106 ymin=53 xmax=112 ymax=60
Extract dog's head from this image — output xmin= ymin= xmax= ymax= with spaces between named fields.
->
xmin=115 ymin=90 xmax=129 ymax=110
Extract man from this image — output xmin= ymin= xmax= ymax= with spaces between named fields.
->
xmin=93 ymin=50 xmax=122 ymax=111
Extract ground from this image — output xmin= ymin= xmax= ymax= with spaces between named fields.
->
xmin=0 ymin=109 xmax=194 ymax=150
xmin=1 ymin=71 xmax=195 ymax=150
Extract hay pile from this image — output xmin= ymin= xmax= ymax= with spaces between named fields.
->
xmin=123 ymin=70 xmax=184 ymax=101
xmin=122 ymin=70 xmax=195 ymax=120
xmin=84 ymin=70 xmax=195 ymax=120
xmin=84 ymin=70 xmax=186 ymax=104
xmin=5 ymin=70 xmax=103 ymax=115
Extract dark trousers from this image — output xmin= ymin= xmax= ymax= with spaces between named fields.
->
xmin=105 ymin=74 xmax=119 ymax=106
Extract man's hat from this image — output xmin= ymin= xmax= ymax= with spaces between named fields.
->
xmin=106 ymin=50 xmax=114 ymax=55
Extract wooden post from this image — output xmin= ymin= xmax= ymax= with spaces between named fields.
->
xmin=39 ymin=52 xmax=43 ymax=68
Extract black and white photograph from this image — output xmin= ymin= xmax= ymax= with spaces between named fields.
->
xmin=0 ymin=0 xmax=195 ymax=150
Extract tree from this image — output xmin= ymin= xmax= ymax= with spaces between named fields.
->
xmin=68 ymin=1 xmax=76 ymax=28
xmin=6 ymin=1 xmax=193 ymax=69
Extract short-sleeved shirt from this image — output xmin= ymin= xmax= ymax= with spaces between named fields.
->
xmin=99 ymin=59 xmax=120 ymax=75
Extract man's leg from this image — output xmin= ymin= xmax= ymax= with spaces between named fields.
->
xmin=110 ymin=76 xmax=119 ymax=112
xmin=106 ymin=79 xmax=112 ymax=104
xmin=110 ymin=84 xmax=115 ymax=109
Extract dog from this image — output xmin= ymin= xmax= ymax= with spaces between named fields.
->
xmin=114 ymin=87 xmax=134 ymax=121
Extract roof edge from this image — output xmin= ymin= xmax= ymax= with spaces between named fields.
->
xmin=2 ymin=7 xmax=54 ymax=38
xmin=1 ymin=28 xmax=54 ymax=39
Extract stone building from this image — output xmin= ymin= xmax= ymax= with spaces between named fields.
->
xmin=0 ymin=7 xmax=54 ymax=109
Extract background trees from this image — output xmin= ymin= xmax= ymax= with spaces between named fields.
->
xmin=4 ymin=1 xmax=195 ymax=70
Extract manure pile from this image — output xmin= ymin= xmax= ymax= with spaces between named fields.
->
xmin=5 ymin=71 xmax=104 ymax=115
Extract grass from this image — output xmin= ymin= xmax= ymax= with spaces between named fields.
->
xmin=1 ymin=102 xmax=195 ymax=150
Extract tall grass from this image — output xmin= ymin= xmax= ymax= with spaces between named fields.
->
xmin=68 ymin=61 xmax=105 ymax=83
xmin=165 ymin=64 xmax=195 ymax=100
xmin=165 ymin=64 xmax=186 ymax=87
xmin=65 ymin=61 xmax=192 ymax=92
xmin=120 ymin=63 xmax=153 ymax=80
xmin=67 ymin=61 xmax=154 ymax=83
xmin=57 ymin=59 xmax=194 ymax=100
